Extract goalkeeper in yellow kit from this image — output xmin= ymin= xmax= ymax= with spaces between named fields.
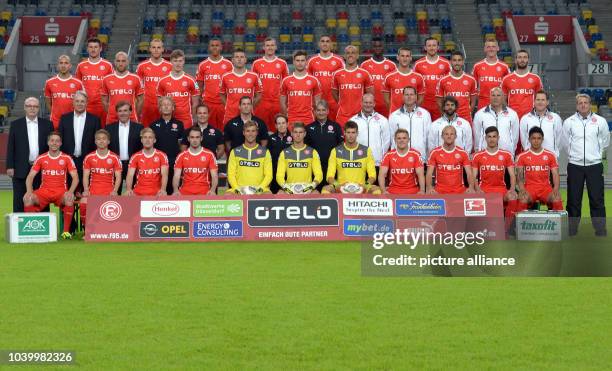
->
xmin=276 ymin=122 xmax=323 ymax=194
xmin=322 ymin=120 xmax=380 ymax=194
xmin=226 ymin=121 xmax=273 ymax=194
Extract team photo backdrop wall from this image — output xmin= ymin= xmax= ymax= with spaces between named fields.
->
xmin=86 ymin=194 xmax=505 ymax=242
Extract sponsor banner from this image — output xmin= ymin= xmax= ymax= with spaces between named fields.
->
xmin=193 ymin=200 xmax=243 ymax=217
xmin=139 ymin=221 xmax=190 ymax=238
xmin=395 ymin=199 xmax=446 ymax=216
xmin=141 ymin=200 xmax=191 ymax=218
xmin=247 ymin=198 xmax=339 ymax=227
xmin=6 ymin=213 xmax=58 ymax=243
xmin=343 ymin=219 xmax=394 ymax=236
xmin=193 ymin=221 xmax=243 ymax=238
xmin=342 ymin=198 xmax=393 ymax=216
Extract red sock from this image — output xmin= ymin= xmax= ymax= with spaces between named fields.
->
xmin=24 ymin=205 xmax=39 ymax=213
xmin=517 ymin=201 xmax=529 ymax=212
xmin=551 ymin=201 xmax=564 ymax=211
xmin=505 ymin=199 xmax=518 ymax=231
xmin=80 ymin=203 xmax=87 ymax=227
xmin=62 ymin=205 xmax=74 ymax=233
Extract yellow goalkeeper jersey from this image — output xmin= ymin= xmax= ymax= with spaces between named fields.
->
xmin=326 ymin=143 xmax=376 ymax=185
xmin=227 ymin=144 xmax=272 ymax=189
xmin=276 ymin=145 xmax=323 ymax=186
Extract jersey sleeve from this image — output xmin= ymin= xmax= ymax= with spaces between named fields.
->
xmin=174 ymin=153 xmax=184 ymax=169
xmin=66 ymin=156 xmax=77 ymax=172
xmin=331 ymin=72 xmax=339 ymax=91
xmin=469 ymin=78 xmax=477 ymax=96
xmin=280 ymin=78 xmax=288 ymax=97
xmin=275 ymin=150 xmax=287 ymax=186
xmin=195 ymin=62 xmax=204 ymax=82
xmin=83 ymin=155 xmax=92 ymax=170
xmin=366 ymin=148 xmax=377 ymax=180
xmin=504 ymin=153 xmax=513 ymax=168
xmin=134 ymin=76 xmax=144 ymax=95
xmin=461 ymin=151 xmax=471 ymax=166
xmin=208 ymin=152 xmax=218 ymax=171
xmin=380 ymin=152 xmax=391 ymax=168
xmin=382 ymin=74 xmax=391 ymax=93
xmin=227 ymin=149 xmax=238 ymax=188
xmin=414 ymin=152 xmax=424 ymax=167
xmin=549 ymin=153 xmax=559 ymax=169
xmin=75 ymin=65 xmax=83 ymax=80
xmin=219 ymin=75 xmax=228 ymax=95
xmin=312 ymin=150 xmax=323 ymax=184
xmin=160 ymin=152 xmax=169 ymax=167
xmin=128 ymin=154 xmax=139 ymax=169
xmin=259 ymin=150 xmax=273 ymax=189
xmin=31 ymin=156 xmax=43 ymax=172
xmin=435 ymin=78 xmax=443 ymax=98
xmin=155 ymin=78 xmax=164 ymax=97
xmin=113 ymin=156 xmax=123 ymax=172
xmin=254 ymin=75 xmax=263 ymax=93
xmin=313 ymin=78 xmax=322 ymax=97
xmin=363 ymin=71 xmax=374 ymax=90
xmin=44 ymin=80 xmax=51 ymax=99
xmin=326 ymin=148 xmax=337 ymax=180
xmin=100 ymin=78 xmax=109 ymax=96
xmin=427 ymin=150 xmax=437 ymax=167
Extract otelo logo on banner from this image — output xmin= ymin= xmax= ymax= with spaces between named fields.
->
xmin=193 ymin=200 xmax=243 ymax=217
xmin=343 ymin=198 xmax=393 ymax=216
xmin=18 ymin=215 xmax=50 ymax=236
xmin=395 ymin=199 xmax=446 ymax=216
xmin=248 ymin=199 xmax=339 ymax=227
xmin=139 ymin=221 xmax=190 ymax=238
xmin=193 ymin=221 xmax=243 ymax=238
xmin=140 ymin=201 xmax=191 ymax=218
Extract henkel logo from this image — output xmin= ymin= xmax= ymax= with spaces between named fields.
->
xmin=99 ymin=200 xmax=122 ymax=221
xmin=534 ymin=17 xmax=549 ymax=35
xmin=45 ymin=17 xmax=60 ymax=36
xmin=141 ymin=200 xmax=191 ymax=218
xmin=464 ymin=198 xmax=486 ymax=216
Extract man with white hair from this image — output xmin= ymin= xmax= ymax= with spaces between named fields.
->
xmin=563 ymin=93 xmax=610 ymax=236
xmin=6 ymin=97 xmax=53 ymax=212
xmin=44 ymin=55 xmax=85 ymax=129
xmin=101 ymin=51 xmax=144 ymax=125
xmin=473 ymin=87 xmax=520 ymax=154
xmin=331 ymin=45 xmax=374 ymax=126
xmin=349 ymin=93 xmax=391 ymax=167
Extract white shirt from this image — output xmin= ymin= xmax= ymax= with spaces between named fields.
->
xmin=563 ymin=112 xmax=610 ymax=166
xmin=388 ymin=105 xmax=431 ymax=160
xmin=349 ymin=110 xmax=391 ymax=166
xmin=428 ymin=114 xmax=473 ymax=155
xmin=520 ymin=110 xmax=565 ymax=158
xmin=73 ymin=111 xmax=86 ymax=157
xmin=118 ymin=121 xmax=130 ymax=161
xmin=26 ymin=117 xmax=39 ymax=163
xmin=473 ymin=105 xmax=520 ymax=154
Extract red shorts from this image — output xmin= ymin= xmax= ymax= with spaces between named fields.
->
xmin=422 ymin=101 xmax=441 ymax=121
xmin=34 ymin=188 xmax=65 ymax=208
xmin=180 ymin=186 xmax=210 ymax=195
xmin=141 ymin=97 xmax=160 ymax=127
xmin=388 ymin=186 xmax=419 ymax=194
xmin=335 ymin=111 xmax=356 ymax=128
xmin=205 ymin=101 xmax=226 ymax=130
xmin=175 ymin=112 xmax=194 ymax=128
xmin=525 ymin=185 xmax=553 ymax=204
xmin=481 ymin=186 xmax=507 ymax=195
xmin=326 ymin=98 xmax=339 ymax=122
xmin=435 ymin=185 xmax=466 ymax=194
xmin=134 ymin=187 xmax=159 ymax=196
xmin=254 ymin=100 xmax=280 ymax=132
xmin=89 ymin=187 xmax=114 ymax=196
xmin=375 ymin=102 xmax=389 ymax=118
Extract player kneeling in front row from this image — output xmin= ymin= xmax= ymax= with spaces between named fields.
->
xmin=227 ymin=120 xmax=273 ymax=194
xmin=173 ymin=127 xmax=218 ymax=195
xmin=426 ymin=125 xmax=475 ymax=194
xmin=471 ymin=126 xmax=518 ymax=230
xmin=378 ymin=129 xmax=425 ymax=194
xmin=24 ymin=131 xmax=79 ymax=239
xmin=515 ymin=126 xmax=563 ymax=212
xmin=125 ymin=128 xmax=169 ymax=196
xmin=322 ymin=121 xmax=380 ymax=194
xmin=81 ymin=129 xmax=122 ymax=228
xmin=276 ymin=122 xmax=323 ymax=194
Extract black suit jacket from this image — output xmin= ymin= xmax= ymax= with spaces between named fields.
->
xmin=6 ymin=117 xmax=54 ymax=178
xmin=58 ymin=111 xmax=101 ymax=158
xmin=106 ymin=121 xmax=144 ymax=161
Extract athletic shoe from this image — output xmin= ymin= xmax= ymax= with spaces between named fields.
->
xmin=61 ymin=232 xmax=72 ymax=240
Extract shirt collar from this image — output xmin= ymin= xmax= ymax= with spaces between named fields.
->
xmin=26 ymin=117 xmax=38 ymax=124
xmin=359 ymin=111 xmax=374 ymax=118
xmin=74 ymin=111 xmax=86 ymax=118
xmin=119 ymin=120 xmax=130 ymax=127
xmin=576 ymin=111 xmax=592 ymax=120
xmin=400 ymin=105 xmax=417 ymax=114
xmin=485 ymin=105 xmax=508 ymax=114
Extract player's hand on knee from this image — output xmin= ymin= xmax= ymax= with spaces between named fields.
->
xmin=157 ymin=190 xmax=167 ymax=196
xmin=506 ymin=189 xmax=518 ymax=200
xmin=64 ymin=191 xmax=75 ymax=203
xmin=109 ymin=190 xmax=118 ymax=196
xmin=81 ymin=190 xmax=90 ymax=197
xmin=465 ymin=187 xmax=476 ymax=194
xmin=124 ymin=190 xmax=134 ymax=196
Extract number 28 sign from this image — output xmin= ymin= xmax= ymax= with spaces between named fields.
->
xmin=511 ymin=16 xmax=574 ymax=44
xmin=20 ymin=16 xmax=83 ymax=45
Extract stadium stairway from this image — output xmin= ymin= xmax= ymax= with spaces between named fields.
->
xmin=449 ymin=0 xmax=483 ymax=67
xmin=105 ymin=0 xmax=147 ymax=58
xmin=589 ymin=0 xmax=612 ymax=48
xmin=5 ymin=90 xmax=40 ymax=124
xmin=551 ymin=90 xmax=579 ymax=119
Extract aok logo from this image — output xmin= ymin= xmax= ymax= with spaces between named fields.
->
xmin=45 ymin=18 xmax=60 ymax=36
xmin=18 ymin=216 xmax=49 ymax=236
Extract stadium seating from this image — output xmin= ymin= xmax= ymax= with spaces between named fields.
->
xmin=137 ymin=0 xmax=459 ymax=60
xmin=475 ymin=0 xmax=611 ymax=61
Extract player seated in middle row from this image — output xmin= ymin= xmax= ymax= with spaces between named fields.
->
xmin=378 ymin=129 xmax=425 ymax=194
xmin=276 ymin=122 xmax=323 ymax=194
xmin=322 ymin=121 xmax=381 ymax=194
xmin=226 ymin=120 xmax=273 ymax=194
xmin=125 ymin=128 xmax=169 ymax=196
xmin=426 ymin=125 xmax=475 ymax=194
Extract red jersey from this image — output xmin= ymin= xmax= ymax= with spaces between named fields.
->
xmin=101 ymin=73 xmax=143 ymax=124
xmin=252 ymin=57 xmax=289 ymax=103
xmin=382 ymin=70 xmax=425 ymax=115
xmin=136 ymin=58 xmax=172 ymax=126
xmin=196 ymin=57 xmax=233 ymax=104
xmin=332 ymin=67 xmax=374 ymax=125
xmin=413 ymin=56 xmax=451 ymax=119
xmin=435 ymin=73 xmax=478 ymax=123
xmin=472 ymin=149 xmax=513 ymax=192
xmin=32 ymin=152 xmax=76 ymax=191
xmin=471 ymin=59 xmax=510 ymax=109
xmin=75 ymin=58 xmax=113 ymax=108
xmin=280 ymin=73 xmax=322 ymax=124
xmin=427 ymin=146 xmax=470 ymax=194
xmin=220 ymin=70 xmax=263 ymax=124
xmin=156 ymin=73 xmax=200 ymax=127
xmin=516 ymin=149 xmax=558 ymax=189
xmin=380 ymin=149 xmax=423 ymax=194
xmin=360 ymin=58 xmax=397 ymax=116
xmin=174 ymin=148 xmax=218 ymax=194
xmin=307 ymin=54 xmax=345 ymax=103
xmin=83 ymin=150 xmax=122 ymax=195
xmin=501 ymin=72 xmax=543 ymax=119
xmin=129 ymin=149 xmax=169 ymax=196
xmin=44 ymin=75 xmax=85 ymax=128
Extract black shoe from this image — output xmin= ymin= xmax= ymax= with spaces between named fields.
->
xmin=595 ymin=230 xmax=608 ymax=237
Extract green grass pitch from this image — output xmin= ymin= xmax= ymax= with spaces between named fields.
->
xmin=1 ymin=190 xmax=611 ymax=369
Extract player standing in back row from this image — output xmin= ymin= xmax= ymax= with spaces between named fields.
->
xmin=252 ymin=38 xmax=290 ymax=132
xmin=101 ymin=51 xmax=143 ymax=124
xmin=219 ymin=49 xmax=263 ymax=126
xmin=435 ymin=51 xmax=477 ymax=123
xmin=136 ymin=38 xmax=172 ymax=127
xmin=383 ymin=47 xmax=425 ymax=115
xmin=332 ymin=45 xmax=374 ymax=127
xmin=360 ymin=37 xmax=397 ymax=117
xmin=307 ymin=35 xmax=345 ymax=121
xmin=280 ymin=50 xmax=322 ymax=125
xmin=501 ymin=49 xmax=542 ymax=121
xmin=44 ymin=55 xmax=85 ymax=129
xmin=471 ymin=38 xmax=510 ymax=110
xmin=414 ymin=38 xmax=451 ymax=121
